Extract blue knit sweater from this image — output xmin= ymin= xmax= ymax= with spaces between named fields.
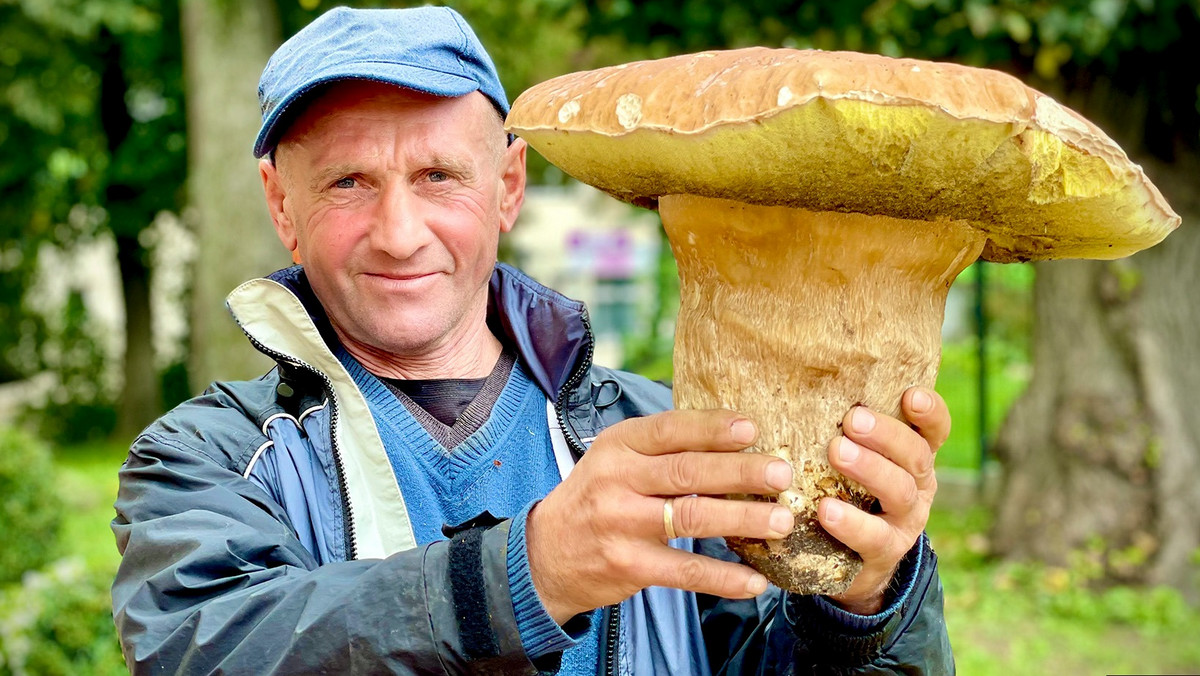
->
xmin=340 ymin=350 xmax=597 ymax=671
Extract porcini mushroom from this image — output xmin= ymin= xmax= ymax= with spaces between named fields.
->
xmin=505 ymin=48 xmax=1180 ymax=595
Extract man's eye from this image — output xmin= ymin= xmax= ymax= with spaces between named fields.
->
xmin=427 ymin=171 xmax=448 ymax=183
xmin=334 ymin=177 xmax=356 ymax=189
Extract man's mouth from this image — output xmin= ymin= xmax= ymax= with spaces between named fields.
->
xmin=368 ymin=270 xmax=438 ymax=281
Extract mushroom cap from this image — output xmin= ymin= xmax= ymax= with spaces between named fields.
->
xmin=506 ymin=47 xmax=1180 ymax=262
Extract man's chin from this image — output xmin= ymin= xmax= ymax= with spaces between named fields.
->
xmin=331 ymin=315 xmax=444 ymax=355
xmin=370 ymin=325 xmax=448 ymax=356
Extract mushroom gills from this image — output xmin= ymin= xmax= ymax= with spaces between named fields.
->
xmin=661 ymin=193 xmax=986 ymax=595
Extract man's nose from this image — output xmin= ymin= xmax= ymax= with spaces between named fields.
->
xmin=371 ymin=183 xmax=435 ymax=258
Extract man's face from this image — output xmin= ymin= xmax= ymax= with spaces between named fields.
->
xmin=260 ymin=81 xmax=526 ymax=360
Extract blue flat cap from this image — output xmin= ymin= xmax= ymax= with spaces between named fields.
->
xmin=253 ymin=6 xmax=509 ymax=158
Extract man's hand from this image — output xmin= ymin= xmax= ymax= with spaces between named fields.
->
xmin=821 ymin=387 xmax=951 ymax=615
xmin=525 ymin=410 xmax=794 ymax=623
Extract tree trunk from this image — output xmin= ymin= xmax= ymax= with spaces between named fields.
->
xmin=181 ymin=0 xmax=287 ymax=393
xmin=114 ymin=233 xmax=161 ymax=439
xmin=991 ymin=153 xmax=1200 ymax=597
xmin=99 ymin=29 xmax=162 ymax=439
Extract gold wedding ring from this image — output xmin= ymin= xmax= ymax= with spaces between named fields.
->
xmin=663 ymin=497 xmax=678 ymax=540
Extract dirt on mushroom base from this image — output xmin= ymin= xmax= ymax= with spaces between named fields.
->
xmin=663 ymin=194 xmax=986 ymax=594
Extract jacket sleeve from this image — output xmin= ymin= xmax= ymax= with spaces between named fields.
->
xmin=698 ymin=535 xmax=953 ymax=675
xmin=111 ymin=429 xmax=541 ymax=675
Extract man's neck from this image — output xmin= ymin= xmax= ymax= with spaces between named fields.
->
xmin=335 ymin=322 xmax=504 ymax=380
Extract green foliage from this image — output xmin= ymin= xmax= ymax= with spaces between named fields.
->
xmin=0 ymin=0 xmax=185 ymax=397
xmin=0 ymin=4 xmax=100 ymax=382
xmin=0 ymin=427 xmax=64 ymax=585
xmin=159 ymin=359 xmax=193 ymax=411
xmin=934 ymin=261 xmax=1034 ymax=469
xmin=47 ymin=440 xmax=126 ymax=581
xmin=0 ymin=559 xmax=126 ymax=676
xmin=1105 ymin=258 xmax=1144 ymax=303
xmin=975 ymin=553 xmax=1189 ymax=632
xmin=936 ymin=338 xmax=1030 ymax=469
xmin=19 ymin=291 xmax=117 ymax=445
xmin=929 ymin=505 xmax=1200 ymax=674
xmin=976 ymin=261 xmax=1035 ymax=353
xmin=0 ymin=440 xmax=127 ymax=676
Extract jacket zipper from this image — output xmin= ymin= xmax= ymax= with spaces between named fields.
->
xmin=245 ymin=334 xmax=358 ymax=560
xmin=552 ymin=309 xmax=594 ymax=458
xmin=603 ymin=602 xmax=621 ymax=676
xmin=551 ymin=311 xmax=622 ymax=676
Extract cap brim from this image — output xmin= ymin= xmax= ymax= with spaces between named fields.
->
xmin=253 ymin=63 xmax=482 ymax=158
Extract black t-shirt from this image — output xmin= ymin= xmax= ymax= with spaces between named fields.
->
xmin=381 ymin=377 xmax=487 ymax=427
xmin=378 ymin=350 xmax=518 ymax=450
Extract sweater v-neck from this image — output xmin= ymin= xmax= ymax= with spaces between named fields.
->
xmin=381 ymin=350 xmax=516 ymax=450
xmin=339 ymin=348 xmax=536 ymax=475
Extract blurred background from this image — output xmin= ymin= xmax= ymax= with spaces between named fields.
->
xmin=0 ymin=0 xmax=1197 ymax=673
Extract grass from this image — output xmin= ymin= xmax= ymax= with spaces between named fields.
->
xmin=0 ymin=440 xmax=128 ymax=675
xmin=935 ymin=338 xmax=1031 ymax=471
xmin=53 ymin=440 xmax=126 ymax=572
xmin=928 ymin=504 xmax=1200 ymax=675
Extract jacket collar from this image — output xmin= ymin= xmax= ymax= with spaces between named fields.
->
xmin=263 ymin=263 xmax=594 ymax=402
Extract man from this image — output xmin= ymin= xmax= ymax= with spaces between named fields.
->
xmin=112 ymin=6 xmax=953 ymax=674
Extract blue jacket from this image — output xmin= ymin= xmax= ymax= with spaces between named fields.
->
xmin=111 ymin=264 xmax=953 ymax=675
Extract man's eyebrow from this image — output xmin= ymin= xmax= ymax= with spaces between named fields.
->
xmin=309 ymin=163 xmax=361 ymax=190
xmin=426 ymin=153 xmax=477 ymax=177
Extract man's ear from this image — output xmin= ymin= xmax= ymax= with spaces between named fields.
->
xmin=497 ymin=138 xmax=527 ymax=235
xmin=259 ymin=157 xmax=301 ymax=262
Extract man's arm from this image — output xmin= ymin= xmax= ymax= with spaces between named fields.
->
xmin=112 ymin=428 xmax=538 ymax=675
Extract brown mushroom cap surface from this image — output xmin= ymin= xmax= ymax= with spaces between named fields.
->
xmin=505 ymin=47 xmax=1180 ymax=594
xmin=507 ymin=47 xmax=1179 ymax=261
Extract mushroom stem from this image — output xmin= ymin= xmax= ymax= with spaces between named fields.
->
xmin=660 ymin=194 xmax=986 ymax=594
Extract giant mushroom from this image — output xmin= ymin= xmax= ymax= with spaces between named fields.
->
xmin=505 ymin=48 xmax=1180 ymax=595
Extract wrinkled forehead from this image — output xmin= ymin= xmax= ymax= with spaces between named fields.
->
xmin=274 ymin=80 xmax=504 ymax=161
